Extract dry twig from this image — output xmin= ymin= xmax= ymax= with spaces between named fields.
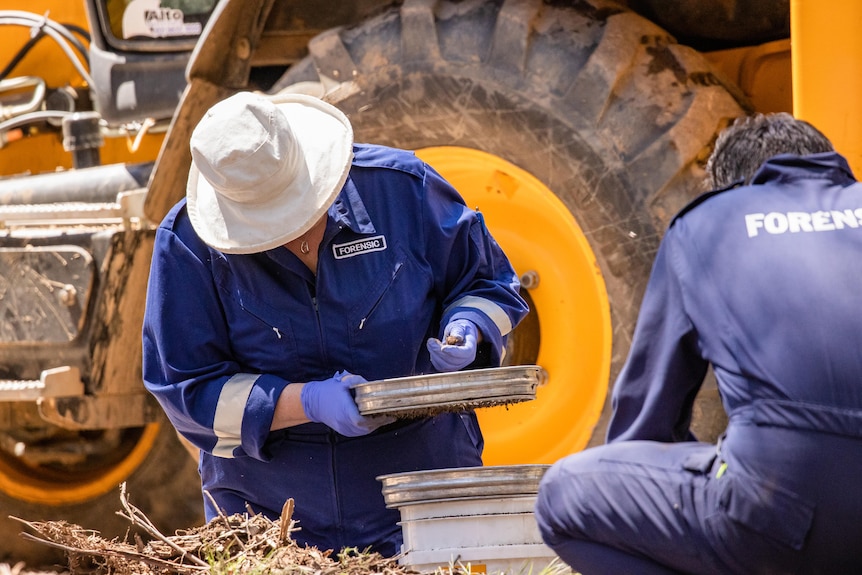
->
xmin=117 ymin=483 xmax=210 ymax=568
xmin=11 ymin=484 xmax=417 ymax=575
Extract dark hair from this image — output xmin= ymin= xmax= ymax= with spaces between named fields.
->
xmin=705 ymin=112 xmax=834 ymax=189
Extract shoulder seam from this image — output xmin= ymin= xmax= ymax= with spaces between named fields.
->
xmin=670 ymin=179 xmax=744 ymax=226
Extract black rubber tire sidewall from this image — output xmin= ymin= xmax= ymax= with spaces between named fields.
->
xmin=275 ymin=0 xmax=742 ymax=445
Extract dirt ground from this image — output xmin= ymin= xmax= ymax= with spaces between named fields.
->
xmin=6 ymin=487 xmax=418 ymax=575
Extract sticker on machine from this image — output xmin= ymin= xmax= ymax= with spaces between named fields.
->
xmin=123 ymin=0 xmax=203 ymax=39
xmin=333 ymin=235 xmax=388 ymax=259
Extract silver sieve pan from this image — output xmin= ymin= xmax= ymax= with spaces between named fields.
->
xmin=377 ymin=464 xmax=551 ymax=507
xmin=352 ymin=365 xmax=545 ymax=418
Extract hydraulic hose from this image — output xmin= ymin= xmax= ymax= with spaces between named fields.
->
xmin=0 ymin=12 xmax=93 ymax=87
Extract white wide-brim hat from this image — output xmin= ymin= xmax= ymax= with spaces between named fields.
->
xmin=186 ymin=91 xmax=354 ymax=254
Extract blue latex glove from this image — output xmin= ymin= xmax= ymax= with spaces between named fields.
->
xmin=300 ymin=371 xmax=395 ymax=437
xmin=426 ymin=319 xmax=479 ymax=372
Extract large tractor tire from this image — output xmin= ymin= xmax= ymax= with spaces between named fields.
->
xmin=0 ymin=411 xmax=203 ymax=567
xmin=275 ymin=0 xmax=742 ymax=463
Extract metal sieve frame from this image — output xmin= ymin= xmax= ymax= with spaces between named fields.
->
xmin=377 ymin=464 xmax=551 ymax=507
xmin=351 ymin=365 xmax=545 ymax=417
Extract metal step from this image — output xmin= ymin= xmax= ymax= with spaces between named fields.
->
xmin=0 ymin=367 xmax=84 ymax=402
xmin=0 ymin=201 xmax=122 ymax=225
xmin=0 ymin=379 xmax=44 ymax=401
xmin=0 ymin=189 xmax=147 ymax=228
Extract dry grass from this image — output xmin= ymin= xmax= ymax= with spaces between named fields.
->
xmin=10 ymin=485 xmax=414 ymax=575
xmin=8 ymin=484 xmax=573 ymax=575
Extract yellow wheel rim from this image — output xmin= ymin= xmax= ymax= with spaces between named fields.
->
xmin=0 ymin=423 xmax=161 ymax=505
xmin=418 ymin=147 xmax=612 ymax=464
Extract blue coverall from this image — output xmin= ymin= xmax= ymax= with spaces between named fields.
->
xmin=535 ymin=152 xmax=862 ymax=574
xmin=142 ymin=144 xmax=528 ymax=556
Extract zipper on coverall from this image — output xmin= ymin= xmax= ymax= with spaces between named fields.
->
xmin=359 ymin=261 xmax=404 ymax=330
xmin=308 ymin=275 xmax=344 ymax=539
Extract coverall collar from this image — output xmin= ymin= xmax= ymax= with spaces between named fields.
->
xmin=330 ymin=176 xmax=377 ymax=235
xmin=263 ymin=176 xmax=377 ymax=276
xmin=750 ymin=152 xmax=856 ymax=187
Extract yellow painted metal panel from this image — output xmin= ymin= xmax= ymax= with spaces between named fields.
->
xmin=792 ymin=0 xmax=862 ymax=175
xmin=706 ymin=40 xmax=793 ymax=115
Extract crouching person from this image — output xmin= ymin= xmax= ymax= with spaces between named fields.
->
xmin=535 ymin=113 xmax=862 ymax=574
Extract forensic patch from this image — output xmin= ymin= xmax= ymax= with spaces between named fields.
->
xmin=333 ymin=235 xmax=388 ymax=259
xmin=744 ymin=208 xmax=862 ymax=237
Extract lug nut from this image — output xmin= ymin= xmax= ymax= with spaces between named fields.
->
xmin=520 ymin=270 xmax=539 ymax=290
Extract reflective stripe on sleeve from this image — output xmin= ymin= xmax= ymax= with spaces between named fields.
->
xmin=446 ymin=295 xmax=514 ymax=335
xmin=211 ymin=373 xmax=258 ymax=458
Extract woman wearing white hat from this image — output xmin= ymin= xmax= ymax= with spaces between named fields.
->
xmin=142 ymin=91 xmax=528 ymax=556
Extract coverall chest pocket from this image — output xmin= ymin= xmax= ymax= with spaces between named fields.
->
xmin=347 ymin=246 xmax=433 ymax=367
xmin=218 ymin=285 xmax=299 ymax=371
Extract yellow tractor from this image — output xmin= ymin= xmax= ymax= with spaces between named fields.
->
xmin=0 ymin=0 xmax=859 ymax=565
